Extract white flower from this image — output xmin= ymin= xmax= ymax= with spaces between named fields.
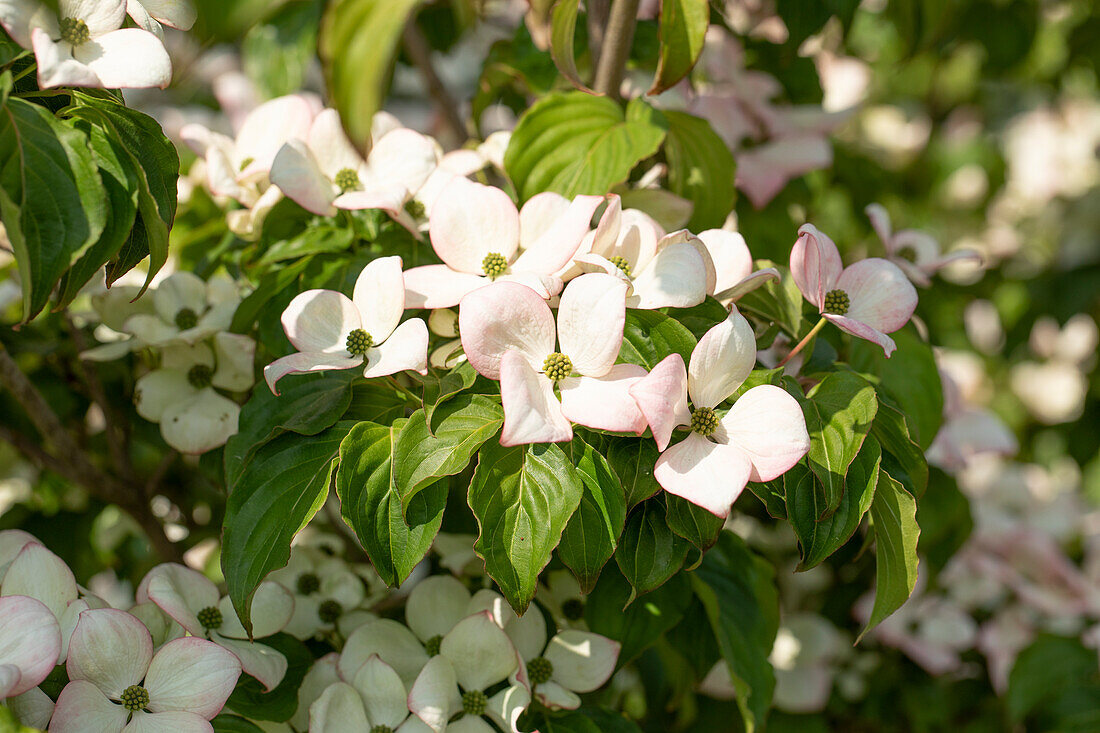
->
xmin=0 ymin=595 xmax=61 ymax=700
xmin=139 ymin=563 xmax=294 ymax=691
xmin=268 ymin=546 xmax=369 ymax=641
xmin=538 ymin=570 xmax=588 ymax=630
xmin=122 ymin=272 xmax=241 ymax=348
xmin=125 ymin=0 xmax=196 ymax=38
xmin=49 ymin=608 xmax=241 ymax=732
xmin=310 ymin=657 xmax=434 ymax=733
xmin=695 ymin=228 xmax=779 ymax=302
xmin=134 ymin=333 xmax=254 ymax=454
xmin=0 ymin=540 xmax=84 ymax=664
xmin=0 ymin=0 xmax=172 ymax=89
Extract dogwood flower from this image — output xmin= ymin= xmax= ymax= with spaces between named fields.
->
xmin=427 ymin=309 xmax=465 ymax=368
xmin=139 ymin=563 xmax=293 ymax=691
xmin=0 ymin=0 xmax=172 ymax=89
xmin=134 ymin=333 xmax=254 ymax=454
xmin=866 ymin=204 xmax=981 ymax=287
xmin=263 ymin=256 xmax=429 ymax=393
xmin=407 ymin=611 xmax=529 ymax=733
xmin=121 ymin=272 xmax=241 ymax=348
xmin=267 ymin=546 xmax=367 ymax=640
xmin=539 ymin=570 xmax=589 ymax=630
xmin=270 ymin=108 xmax=441 ymax=234
xmin=459 ymin=275 xmax=648 ymax=445
xmin=629 ymin=308 xmax=810 ymax=516
xmin=0 ymin=529 xmax=37 ymax=581
xmin=50 ymin=608 xmax=241 ymax=732
xmin=126 ymin=0 xmax=196 ymax=37
xmin=572 ymin=196 xmax=715 ymax=309
xmin=403 ymin=179 xmax=604 ymax=308
xmin=790 ymin=223 xmax=918 ymax=357
xmin=310 ymin=656 xmax=434 ymax=733
xmin=696 ymin=229 xmax=779 ymax=302
xmin=1 ymin=541 xmax=79 ymax=661
xmin=0 ymin=595 xmax=61 ymax=699
xmin=289 ymin=652 xmax=339 ymax=731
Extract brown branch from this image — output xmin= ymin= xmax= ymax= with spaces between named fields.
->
xmin=402 ymin=21 xmax=467 ymax=146
xmin=592 ymin=0 xmax=641 ymax=100
xmin=587 ymin=0 xmax=612 ymax=70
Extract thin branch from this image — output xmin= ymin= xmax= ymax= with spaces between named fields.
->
xmin=592 ymin=0 xmax=641 ymax=100
xmin=402 ymin=21 xmax=467 ymax=145
xmin=587 ymin=0 xmax=612 ymax=69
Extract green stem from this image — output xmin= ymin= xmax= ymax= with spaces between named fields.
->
xmin=778 ymin=317 xmax=828 ymax=368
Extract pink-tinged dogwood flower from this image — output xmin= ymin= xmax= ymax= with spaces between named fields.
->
xmin=629 ymin=308 xmax=810 ymax=516
xmin=0 ymin=595 xmax=61 ymax=699
xmin=50 ymin=608 xmax=241 ymax=733
xmin=125 ymin=0 xmax=196 ymax=38
xmin=269 ymin=108 xmax=440 ymax=234
xmin=309 ymin=656 xmax=434 ymax=733
xmin=0 ymin=0 xmax=172 ymax=89
xmin=1 ymin=541 xmax=82 ymax=664
xmin=790 ymin=223 xmax=918 ymax=358
xmin=459 ymin=275 xmax=648 ymax=446
xmin=572 ymin=196 xmax=715 ymax=309
xmin=138 ymin=564 xmax=293 ymax=691
xmin=866 ymin=204 xmax=981 ymax=287
xmin=403 ymin=179 xmax=604 ymax=308
xmin=696 ymin=229 xmax=779 ymax=302
xmin=736 ymin=136 xmax=834 ymax=210
xmin=264 ymin=256 xmax=429 ymax=394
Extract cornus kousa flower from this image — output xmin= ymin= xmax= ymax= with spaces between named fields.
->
xmin=270 ymin=108 xmax=441 ymax=235
xmin=629 ymin=308 xmax=810 ymax=516
xmin=790 ymin=223 xmax=918 ymax=358
xmin=125 ymin=0 xmax=196 ymax=38
xmin=427 ymin=309 xmax=465 ymax=369
xmin=696 ymin=229 xmax=780 ymax=303
xmin=459 ymin=274 xmax=648 ymax=445
xmin=0 ymin=595 xmax=61 ymax=700
xmin=50 ymin=608 xmax=241 ymax=733
xmin=267 ymin=545 xmax=368 ymax=640
xmin=139 ymin=564 xmax=294 ymax=691
xmin=572 ymin=195 xmax=715 ymax=309
xmin=403 ymin=178 xmax=604 ymax=308
xmin=310 ymin=656 xmax=434 ymax=733
xmin=119 ymin=272 xmax=241 ymax=349
xmin=264 ymin=256 xmax=429 ymax=393
xmin=134 ymin=334 xmax=255 ymax=454
xmin=340 ymin=619 xmax=430 ymax=690
xmin=0 ymin=0 xmax=172 ymax=89
xmin=866 ymin=203 xmax=981 ymax=287
xmin=407 ymin=612 xmax=529 ymax=733
xmin=1 ymin=541 xmax=83 ymax=663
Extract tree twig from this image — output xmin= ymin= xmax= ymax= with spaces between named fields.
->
xmin=402 ymin=21 xmax=467 ymax=145
xmin=592 ymin=0 xmax=641 ymax=100
xmin=587 ymin=0 xmax=612 ymax=70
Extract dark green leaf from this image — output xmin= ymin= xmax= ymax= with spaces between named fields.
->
xmin=649 ymin=0 xmax=709 ymax=94
xmin=618 ymin=308 xmax=697 ymax=370
xmin=605 ymin=438 xmax=663 ymax=508
xmin=230 ymin=257 xmax=314 ymax=333
xmin=211 ymin=714 xmax=265 ymax=733
xmin=544 ymin=706 xmax=644 ymax=733
xmin=559 ymin=435 xmax=628 ymax=592
xmin=416 ymin=360 xmax=479 ymax=428
xmin=1007 ymin=635 xmax=1100 ymax=724
xmin=747 ymin=480 xmax=787 ymax=519
xmin=226 ymin=633 xmax=312 ymax=722
xmin=857 ymin=470 xmax=920 ymax=642
xmin=549 ymin=0 xmax=593 ymax=92
xmin=256 ymin=225 xmax=354 ymax=266
xmin=872 ymin=397 xmax=928 ymax=497
xmin=344 ymin=379 xmax=413 ymax=424
xmin=585 ymin=562 xmax=692 ymax=665
xmin=662 ymin=110 xmax=735 ymax=232
xmin=615 ymin=500 xmax=690 ymax=599
xmin=736 ymin=264 xmax=803 ymax=338
xmin=665 ymin=494 xmax=724 ymax=550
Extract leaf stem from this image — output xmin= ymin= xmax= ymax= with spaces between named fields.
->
xmin=592 ymin=0 xmax=641 ymax=100
xmin=778 ymin=317 xmax=828 ymax=368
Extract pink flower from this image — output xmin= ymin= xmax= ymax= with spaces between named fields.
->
xmin=458 ymin=274 xmax=648 ymax=446
xmin=866 ymin=204 xmax=981 ymax=287
xmin=790 ymin=223 xmax=918 ymax=357
xmin=629 ymin=308 xmax=809 ymax=516
xmin=403 ymin=179 xmax=604 ymax=309
xmin=695 ymin=229 xmax=779 ymax=302
xmin=50 ymin=608 xmax=241 ymax=732
xmin=0 ymin=595 xmax=61 ymax=699
xmin=264 ymin=256 xmax=429 ymax=394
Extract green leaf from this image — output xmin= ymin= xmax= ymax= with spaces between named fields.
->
xmin=735 ymin=264 xmax=803 ymax=338
xmin=857 ymin=470 xmax=920 ymax=642
xmin=618 ymin=308 xmax=697 ymax=370
xmin=585 ymin=562 xmax=692 ymax=665
xmin=416 ymin=360 xmax=479 ymax=428
xmin=662 ymin=110 xmax=735 ymax=231
xmin=226 ymin=633 xmax=312 ymax=721
xmin=690 ymin=532 xmax=780 ymax=733
xmin=230 ymin=257 xmax=314 ymax=333
xmin=0 ymin=96 xmax=107 ymax=319
xmin=799 ymin=371 xmax=878 ymax=516
xmin=615 ymin=500 xmax=690 ymax=599
xmin=1007 ymin=635 xmax=1100 ymax=724
xmin=392 ymin=395 xmax=503 ymax=511
xmin=223 ymin=422 xmax=353 ymax=633
xmin=649 ymin=0 xmax=709 ymax=94
xmin=319 ymin=0 xmax=423 ymax=153
xmin=211 ymin=715 xmax=265 ymax=733
xmin=336 ymin=421 xmax=445 ymax=586
xmin=787 ymin=437 xmax=881 ymax=570
xmin=850 ymin=325 xmax=943 ymax=449
xmin=224 ymin=374 xmax=354 ymax=489
xmin=665 ymin=494 xmax=724 ymax=551
xmin=916 ymin=467 xmax=972 ymax=573
xmin=242 ymin=0 xmax=323 ymax=99
xmin=559 ymin=435 xmax=628 ymax=592
xmin=256 ymin=225 xmax=354 ymax=266
xmin=871 ymin=397 xmax=928 ymax=497
xmin=344 ymin=379 xmax=413 ymax=424
xmin=469 ymin=441 xmax=584 ymax=613
xmin=605 ymin=437 xmax=662 ymax=508
xmin=549 ymin=0 xmax=594 ymax=92
xmin=747 ymin=479 xmax=787 ymax=519
xmin=544 ymin=707 xmax=644 ymax=733
xmin=504 ymin=92 xmax=667 ymax=202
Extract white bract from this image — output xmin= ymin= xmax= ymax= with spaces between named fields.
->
xmin=309 ymin=656 xmax=433 ymax=733
xmin=268 ymin=546 xmax=369 ymax=641
xmin=0 ymin=595 xmax=61 ymax=700
xmin=264 ymin=256 xmax=429 ymax=394
xmin=121 ymin=272 xmax=241 ymax=348
xmin=125 ymin=0 xmax=196 ymax=38
xmin=0 ymin=0 xmax=172 ymax=89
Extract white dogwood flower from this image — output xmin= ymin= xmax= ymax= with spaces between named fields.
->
xmin=125 ymin=0 xmax=196 ymax=38
xmin=310 ymin=656 xmax=434 ymax=733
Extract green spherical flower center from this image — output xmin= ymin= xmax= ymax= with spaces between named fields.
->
xmin=187 ymin=364 xmax=214 ymax=389
xmin=296 ymin=572 xmax=320 ymax=595
xmin=370 ymin=726 xmax=394 ymax=733
xmin=334 ymin=168 xmax=361 ymax=192
xmin=462 ymin=689 xmax=488 ymax=717
xmin=562 ymin=598 xmax=585 ymax=620
xmin=119 ymin=684 xmax=149 ymax=712
xmin=318 ymin=599 xmax=343 ymax=624
xmin=608 ymin=256 xmax=633 ymax=278
xmin=527 ymin=656 xmax=554 ymax=685
xmin=404 ymin=199 xmax=426 ymax=219
xmin=482 ymin=252 xmax=508 ymax=279
xmin=197 ymin=605 xmax=223 ymax=631
xmin=175 ymin=307 xmax=199 ymax=330
xmin=822 ymin=288 xmax=850 ymax=316
xmin=690 ymin=407 xmax=719 ymax=437
xmin=59 ymin=17 xmax=90 ymax=46
xmin=346 ymin=329 xmax=374 ymax=356
xmin=424 ymin=634 xmax=443 ymax=657
xmin=543 ymin=352 xmax=573 ymax=382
